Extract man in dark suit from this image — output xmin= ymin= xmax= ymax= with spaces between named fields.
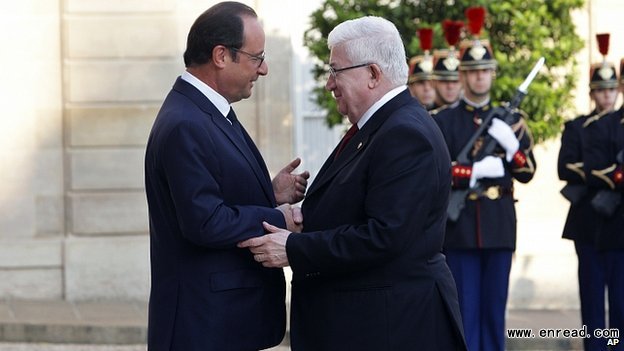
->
xmin=240 ymin=16 xmax=466 ymax=351
xmin=144 ymin=2 xmax=309 ymax=350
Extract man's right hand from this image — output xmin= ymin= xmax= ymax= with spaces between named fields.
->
xmin=470 ymin=155 xmax=505 ymax=187
xmin=276 ymin=204 xmax=303 ymax=233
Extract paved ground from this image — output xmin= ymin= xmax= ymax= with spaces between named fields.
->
xmin=0 ymin=299 xmax=585 ymax=350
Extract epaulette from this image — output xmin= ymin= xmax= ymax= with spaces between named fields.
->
xmin=429 ymin=104 xmax=449 ymax=116
xmin=583 ymin=109 xmax=610 ymax=128
xmin=430 ymin=100 xmax=460 ymax=116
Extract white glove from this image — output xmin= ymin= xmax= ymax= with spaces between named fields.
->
xmin=470 ymin=156 xmax=505 ymax=187
xmin=488 ymin=118 xmax=519 ymax=162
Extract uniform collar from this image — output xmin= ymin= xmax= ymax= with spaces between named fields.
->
xmin=462 ymin=97 xmax=491 ymax=112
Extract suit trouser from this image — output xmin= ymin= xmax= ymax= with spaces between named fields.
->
xmin=575 ymin=242 xmax=624 ymax=351
xmin=445 ymin=249 xmax=512 ymax=351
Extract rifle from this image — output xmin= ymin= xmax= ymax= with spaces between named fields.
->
xmin=447 ymin=57 xmax=545 ymax=222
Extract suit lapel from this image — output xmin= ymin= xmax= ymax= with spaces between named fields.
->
xmin=306 ymin=90 xmax=413 ymax=197
xmin=173 ymin=77 xmax=276 ymax=205
xmin=236 ymin=122 xmax=277 ymax=205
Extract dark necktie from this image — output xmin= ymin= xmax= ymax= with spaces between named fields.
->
xmin=227 ymin=108 xmax=246 ymax=140
xmin=334 ymin=124 xmax=358 ymax=159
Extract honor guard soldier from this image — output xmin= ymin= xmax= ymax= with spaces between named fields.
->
xmin=431 ymin=19 xmax=464 ymax=113
xmin=558 ymin=33 xmax=621 ymax=351
xmin=408 ymin=27 xmax=436 ymax=110
xmin=581 ymin=38 xmax=624 ymax=350
xmin=433 ymin=6 xmax=536 ymax=351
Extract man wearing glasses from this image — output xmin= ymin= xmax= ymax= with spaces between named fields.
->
xmin=144 ymin=2 xmax=309 ymax=350
xmin=240 ymin=15 xmax=467 ymax=351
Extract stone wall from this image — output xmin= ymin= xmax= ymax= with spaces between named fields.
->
xmin=0 ymin=0 xmax=296 ymax=301
xmin=0 ymin=1 xmax=64 ymax=299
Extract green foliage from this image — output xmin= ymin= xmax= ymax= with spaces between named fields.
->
xmin=303 ymin=0 xmax=585 ymax=142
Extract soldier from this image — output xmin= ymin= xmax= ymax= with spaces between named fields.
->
xmin=407 ymin=28 xmax=436 ymax=110
xmin=431 ymin=19 xmax=463 ymax=113
xmin=580 ymin=47 xmax=624 ymax=350
xmin=433 ymin=6 xmax=536 ymax=351
xmin=558 ymin=33 xmax=621 ymax=351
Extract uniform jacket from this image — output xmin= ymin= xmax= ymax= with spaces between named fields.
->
xmin=286 ymin=89 xmax=466 ymax=351
xmin=434 ymin=99 xmax=536 ymax=250
xmin=583 ymin=107 xmax=624 ymax=250
xmin=144 ymin=77 xmax=286 ymax=351
xmin=558 ymin=111 xmax=600 ymax=244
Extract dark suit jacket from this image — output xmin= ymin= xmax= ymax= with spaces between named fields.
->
xmin=286 ymin=89 xmax=467 ymax=350
xmin=145 ymin=77 xmax=286 ymax=351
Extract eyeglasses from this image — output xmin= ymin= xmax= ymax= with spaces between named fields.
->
xmin=328 ymin=63 xmax=372 ymax=79
xmin=229 ymin=47 xmax=265 ymax=68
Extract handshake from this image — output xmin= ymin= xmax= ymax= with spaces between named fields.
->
xmin=237 ymin=204 xmax=301 ymax=269
xmin=238 ymin=157 xmax=309 ymax=268
xmin=276 ymin=203 xmax=303 ymax=233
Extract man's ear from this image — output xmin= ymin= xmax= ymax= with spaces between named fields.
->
xmin=212 ymin=45 xmax=229 ymax=68
xmin=368 ymin=64 xmax=382 ymax=88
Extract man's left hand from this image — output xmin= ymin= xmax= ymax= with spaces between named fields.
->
xmin=487 ymin=118 xmax=519 ymax=162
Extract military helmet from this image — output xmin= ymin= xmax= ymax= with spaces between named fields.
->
xmin=408 ymin=55 xmax=434 ymax=83
xmin=589 ymin=63 xmax=618 ymax=89
xmin=433 ymin=50 xmax=460 ymax=81
xmin=589 ymin=33 xmax=618 ymax=89
xmin=433 ymin=19 xmax=462 ymax=81
xmin=408 ymin=27 xmax=434 ymax=84
xmin=459 ymin=6 xmax=496 ymax=71
xmin=459 ymin=39 xmax=497 ymax=71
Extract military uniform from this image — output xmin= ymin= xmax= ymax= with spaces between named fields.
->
xmin=582 ymin=106 xmax=624 ymax=351
xmin=558 ymin=110 xmax=602 ymax=245
xmin=436 ymin=100 xmax=536 ymax=249
xmin=584 ymin=108 xmax=624 ymax=248
xmin=433 ymin=11 xmax=537 ymax=350
xmin=561 ymin=34 xmax=624 ymax=351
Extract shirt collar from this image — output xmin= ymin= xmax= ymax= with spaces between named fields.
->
xmin=357 ymin=86 xmax=406 ymax=129
xmin=181 ymin=71 xmax=231 ymax=118
xmin=462 ymin=96 xmax=490 ymax=109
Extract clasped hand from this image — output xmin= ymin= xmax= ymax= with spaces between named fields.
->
xmin=239 ymin=158 xmax=308 ymax=268
xmin=238 ymin=222 xmax=292 ymax=268
xmin=487 ymin=118 xmax=519 ymax=162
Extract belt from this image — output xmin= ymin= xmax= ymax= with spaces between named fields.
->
xmin=467 ymin=185 xmax=513 ymax=201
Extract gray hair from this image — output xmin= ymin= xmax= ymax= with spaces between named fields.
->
xmin=327 ymin=16 xmax=408 ymax=87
